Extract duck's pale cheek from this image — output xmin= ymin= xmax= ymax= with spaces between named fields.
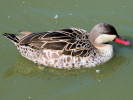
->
xmin=95 ymin=34 xmax=116 ymax=44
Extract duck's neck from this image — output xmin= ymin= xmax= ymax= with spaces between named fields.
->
xmin=95 ymin=44 xmax=114 ymax=60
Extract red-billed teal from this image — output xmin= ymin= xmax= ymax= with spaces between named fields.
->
xmin=3 ymin=23 xmax=130 ymax=69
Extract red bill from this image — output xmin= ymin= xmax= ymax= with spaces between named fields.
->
xmin=114 ymin=37 xmax=130 ymax=45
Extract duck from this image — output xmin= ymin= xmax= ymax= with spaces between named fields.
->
xmin=3 ymin=23 xmax=130 ymax=69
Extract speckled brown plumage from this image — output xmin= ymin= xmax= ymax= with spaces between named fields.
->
xmin=18 ymin=28 xmax=97 ymax=57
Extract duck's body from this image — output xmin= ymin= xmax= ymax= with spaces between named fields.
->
xmin=3 ymin=23 xmax=130 ymax=69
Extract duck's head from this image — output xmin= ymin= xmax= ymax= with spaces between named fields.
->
xmin=89 ymin=23 xmax=130 ymax=46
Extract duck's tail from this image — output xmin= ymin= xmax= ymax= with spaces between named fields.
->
xmin=3 ymin=33 xmax=19 ymax=43
xmin=3 ymin=31 xmax=32 ymax=44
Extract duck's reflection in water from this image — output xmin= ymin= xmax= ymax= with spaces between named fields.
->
xmin=3 ymin=54 xmax=126 ymax=81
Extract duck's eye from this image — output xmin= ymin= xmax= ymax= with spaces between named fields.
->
xmin=104 ymin=32 xmax=111 ymax=35
xmin=107 ymin=32 xmax=111 ymax=35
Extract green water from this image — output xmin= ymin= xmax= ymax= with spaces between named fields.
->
xmin=0 ymin=0 xmax=133 ymax=100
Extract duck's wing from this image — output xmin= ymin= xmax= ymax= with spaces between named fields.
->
xmin=18 ymin=28 xmax=95 ymax=57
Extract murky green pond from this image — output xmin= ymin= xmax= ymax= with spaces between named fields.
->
xmin=0 ymin=0 xmax=133 ymax=100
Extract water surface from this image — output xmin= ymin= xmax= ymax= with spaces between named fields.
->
xmin=0 ymin=0 xmax=133 ymax=100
